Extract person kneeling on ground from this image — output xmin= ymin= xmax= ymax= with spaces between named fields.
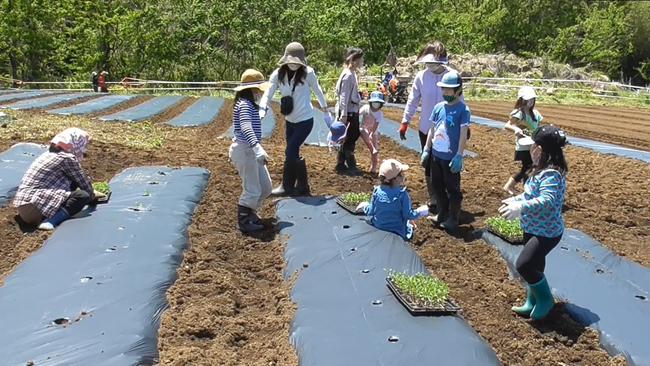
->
xmin=228 ymin=69 xmax=273 ymax=233
xmin=498 ymin=125 xmax=568 ymax=320
xmin=356 ymin=159 xmax=429 ymax=240
xmin=13 ymin=127 xmax=106 ymax=231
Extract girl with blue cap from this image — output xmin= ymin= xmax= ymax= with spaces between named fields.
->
xmin=421 ymin=71 xmax=470 ymax=232
xmin=359 ymin=91 xmax=386 ymax=174
xmin=498 ymin=125 xmax=568 ymax=320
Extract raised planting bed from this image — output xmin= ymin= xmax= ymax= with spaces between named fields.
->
xmin=91 ymin=181 xmax=112 ymax=204
xmin=385 ymin=269 xmax=460 ymax=316
xmin=484 ymin=216 xmax=523 ymax=244
xmin=335 ymin=192 xmax=371 ymax=215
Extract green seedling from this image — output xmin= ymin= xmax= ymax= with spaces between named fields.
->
xmin=131 ymin=202 xmax=144 ymax=211
xmin=92 ymin=181 xmax=111 ymax=195
xmin=386 ymin=269 xmax=450 ymax=307
xmin=341 ymin=192 xmax=371 ymax=205
xmin=485 ymin=216 xmax=523 ymax=240
xmin=143 ymin=189 xmax=151 ymax=196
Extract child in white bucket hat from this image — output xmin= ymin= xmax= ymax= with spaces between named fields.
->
xmin=502 ymin=86 xmax=544 ymax=195
xmin=359 ymin=91 xmax=386 ymax=174
xmin=356 ymin=159 xmax=429 ymax=240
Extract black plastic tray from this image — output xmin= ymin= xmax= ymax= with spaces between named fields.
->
xmin=386 ymin=277 xmax=461 ymax=316
xmin=485 ymin=224 xmax=523 ymax=245
xmin=335 ymin=196 xmax=365 ymax=215
xmin=91 ymin=191 xmax=112 ymax=205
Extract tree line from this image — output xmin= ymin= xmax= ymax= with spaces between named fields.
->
xmin=1 ymin=0 xmax=649 ymax=86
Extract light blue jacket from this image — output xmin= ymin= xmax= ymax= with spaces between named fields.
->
xmin=364 ymin=185 xmax=420 ymax=240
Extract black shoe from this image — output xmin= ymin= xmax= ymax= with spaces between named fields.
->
xmin=271 ymin=160 xmax=297 ymax=196
xmin=237 ymin=205 xmax=263 ymax=232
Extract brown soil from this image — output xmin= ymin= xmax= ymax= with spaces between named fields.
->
xmin=148 ymin=96 xmax=195 ymax=124
xmin=84 ymin=95 xmax=154 ymax=119
xmin=0 ymin=98 xmax=645 ymax=365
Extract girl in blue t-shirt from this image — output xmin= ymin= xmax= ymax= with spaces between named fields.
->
xmin=498 ymin=125 xmax=568 ymax=320
xmin=503 ymin=86 xmax=543 ymax=195
xmin=356 ymin=159 xmax=429 ymax=240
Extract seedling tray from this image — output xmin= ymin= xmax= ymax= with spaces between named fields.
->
xmin=386 ymin=277 xmax=461 ymax=316
xmin=92 ymin=191 xmax=112 ymax=205
xmin=335 ymin=196 xmax=365 ymax=215
xmin=485 ymin=224 xmax=523 ymax=245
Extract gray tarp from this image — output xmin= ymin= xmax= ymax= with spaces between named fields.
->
xmin=0 ymin=143 xmax=48 ymax=207
xmin=98 ymin=96 xmax=184 ymax=122
xmin=48 ymin=94 xmax=137 ymax=115
xmin=277 ymin=196 xmax=501 ymax=366
xmin=0 ymin=91 xmax=54 ymax=103
xmin=0 ymin=166 xmax=210 ymax=366
xmin=481 ymin=229 xmax=650 ymax=366
xmin=0 ymin=93 xmax=96 ymax=110
xmin=166 ymin=97 xmax=225 ymax=126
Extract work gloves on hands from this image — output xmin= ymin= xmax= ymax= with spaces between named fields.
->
xmin=252 ymin=143 xmax=269 ymax=165
xmin=416 ymin=205 xmax=429 ymax=217
xmin=499 ymin=198 xmax=524 ymax=221
xmin=420 ymin=149 xmax=430 ymax=168
xmin=449 ymin=153 xmax=463 ymax=173
xmin=399 ymin=123 xmax=408 ymax=140
xmin=356 ymin=201 xmax=369 ymax=212
xmin=513 ymin=127 xmax=524 ymax=137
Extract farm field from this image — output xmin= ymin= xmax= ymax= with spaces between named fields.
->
xmin=0 ymin=90 xmax=647 ymax=365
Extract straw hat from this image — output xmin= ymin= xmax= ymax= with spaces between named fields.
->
xmin=278 ymin=42 xmax=307 ymax=67
xmin=233 ymin=69 xmax=271 ymax=91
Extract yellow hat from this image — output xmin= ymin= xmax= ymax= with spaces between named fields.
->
xmin=234 ymin=69 xmax=271 ymax=91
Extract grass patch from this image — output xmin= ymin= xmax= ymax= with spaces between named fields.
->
xmin=92 ymin=181 xmax=111 ymax=195
xmin=485 ymin=216 xmax=524 ymax=243
xmin=0 ymin=110 xmax=167 ymax=149
xmin=385 ymin=269 xmax=450 ymax=307
xmin=340 ymin=192 xmax=371 ymax=205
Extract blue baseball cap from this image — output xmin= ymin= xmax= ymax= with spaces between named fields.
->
xmin=437 ymin=71 xmax=462 ymax=88
xmin=368 ymin=91 xmax=385 ymax=104
xmin=329 ymin=121 xmax=348 ymax=142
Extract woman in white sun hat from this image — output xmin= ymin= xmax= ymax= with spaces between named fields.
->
xmin=229 ymin=69 xmax=273 ymax=233
xmin=502 ymin=86 xmax=544 ymax=195
xmin=259 ymin=42 xmax=330 ymax=197
xmin=399 ymin=40 xmax=467 ymax=209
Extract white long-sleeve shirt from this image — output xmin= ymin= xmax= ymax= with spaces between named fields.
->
xmin=401 ymin=65 xmax=466 ymax=134
xmin=335 ymin=68 xmax=361 ymax=117
xmin=260 ymin=66 xmax=328 ymax=123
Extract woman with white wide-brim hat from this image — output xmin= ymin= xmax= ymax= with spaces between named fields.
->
xmin=259 ymin=42 xmax=330 ymax=197
xmin=229 ymin=69 xmax=273 ymax=233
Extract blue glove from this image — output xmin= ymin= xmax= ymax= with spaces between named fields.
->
xmin=420 ymin=150 xmax=430 ymax=168
xmin=449 ymin=153 xmax=463 ymax=173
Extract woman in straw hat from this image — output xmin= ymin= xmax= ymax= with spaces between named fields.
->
xmin=229 ymin=69 xmax=273 ymax=233
xmin=259 ymin=42 xmax=330 ymax=197
xmin=334 ymin=46 xmax=364 ymax=175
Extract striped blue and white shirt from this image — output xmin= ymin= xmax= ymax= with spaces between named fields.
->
xmin=233 ymin=98 xmax=262 ymax=146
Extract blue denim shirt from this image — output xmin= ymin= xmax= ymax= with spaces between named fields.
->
xmin=364 ymin=185 xmax=419 ymax=239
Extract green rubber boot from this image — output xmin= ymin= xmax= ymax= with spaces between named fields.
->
xmin=529 ymin=276 xmax=556 ymax=320
xmin=511 ymin=284 xmax=536 ymax=317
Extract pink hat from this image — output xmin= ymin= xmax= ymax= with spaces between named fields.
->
xmin=379 ymin=159 xmax=409 ymax=180
xmin=51 ymin=127 xmax=90 ymax=158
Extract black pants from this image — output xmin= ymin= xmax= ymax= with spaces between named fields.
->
xmin=340 ymin=112 xmax=360 ymax=153
xmin=429 ymin=155 xmax=462 ymax=213
xmin=64 ymin=190 xmax=92 ymax=216
xmin=418 ymin=131 xmax=430 ymax=176
xmin=516 ymin=233 xmax=562 ymax=284
xmin=513 ymin=150 xmax=533 ymax=183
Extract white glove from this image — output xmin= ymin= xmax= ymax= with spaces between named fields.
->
xmin=498 ymin=201 xmax=524 ymax=221
xmin=416 ymin=205 xmax=429 ymax=217
xmin=501 ymin=197 xmax=518 ymax=205
xmin=513 ymin=127 xmax=524 ymax=136
xmin=259 ymin=108 xmax=267 ymax=119
xmin=252 ymin=143 xmax=269 ymax=165
xmin=323 ymin=113 xmax=334 ymax=128
xmin=356 ymin=202 xmax=369 ymax=211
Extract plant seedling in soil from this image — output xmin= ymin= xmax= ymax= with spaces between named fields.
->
xmin=385 ymin=269 xmax=450 ymax=308
xmin=92 ymin=182 xmax=111 ymax=195
xmin=341 ymin=192 xmax=371 ymax=205
xmin=485 ymin=216 xmax=523 ymax=242
xmin=143 ymin=189 xmax=151 ymax=196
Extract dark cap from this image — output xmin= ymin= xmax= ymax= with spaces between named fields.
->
xmin=532 ymin=125 xmax=567 ymax=153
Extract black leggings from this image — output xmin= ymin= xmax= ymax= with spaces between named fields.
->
xmin=339 ymin=112 xmax=360 ymax=153
xmin=513 ymin=150 xmax=533 ymax=183
xmin=516 ymin=233 xmax=562 ymax=284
